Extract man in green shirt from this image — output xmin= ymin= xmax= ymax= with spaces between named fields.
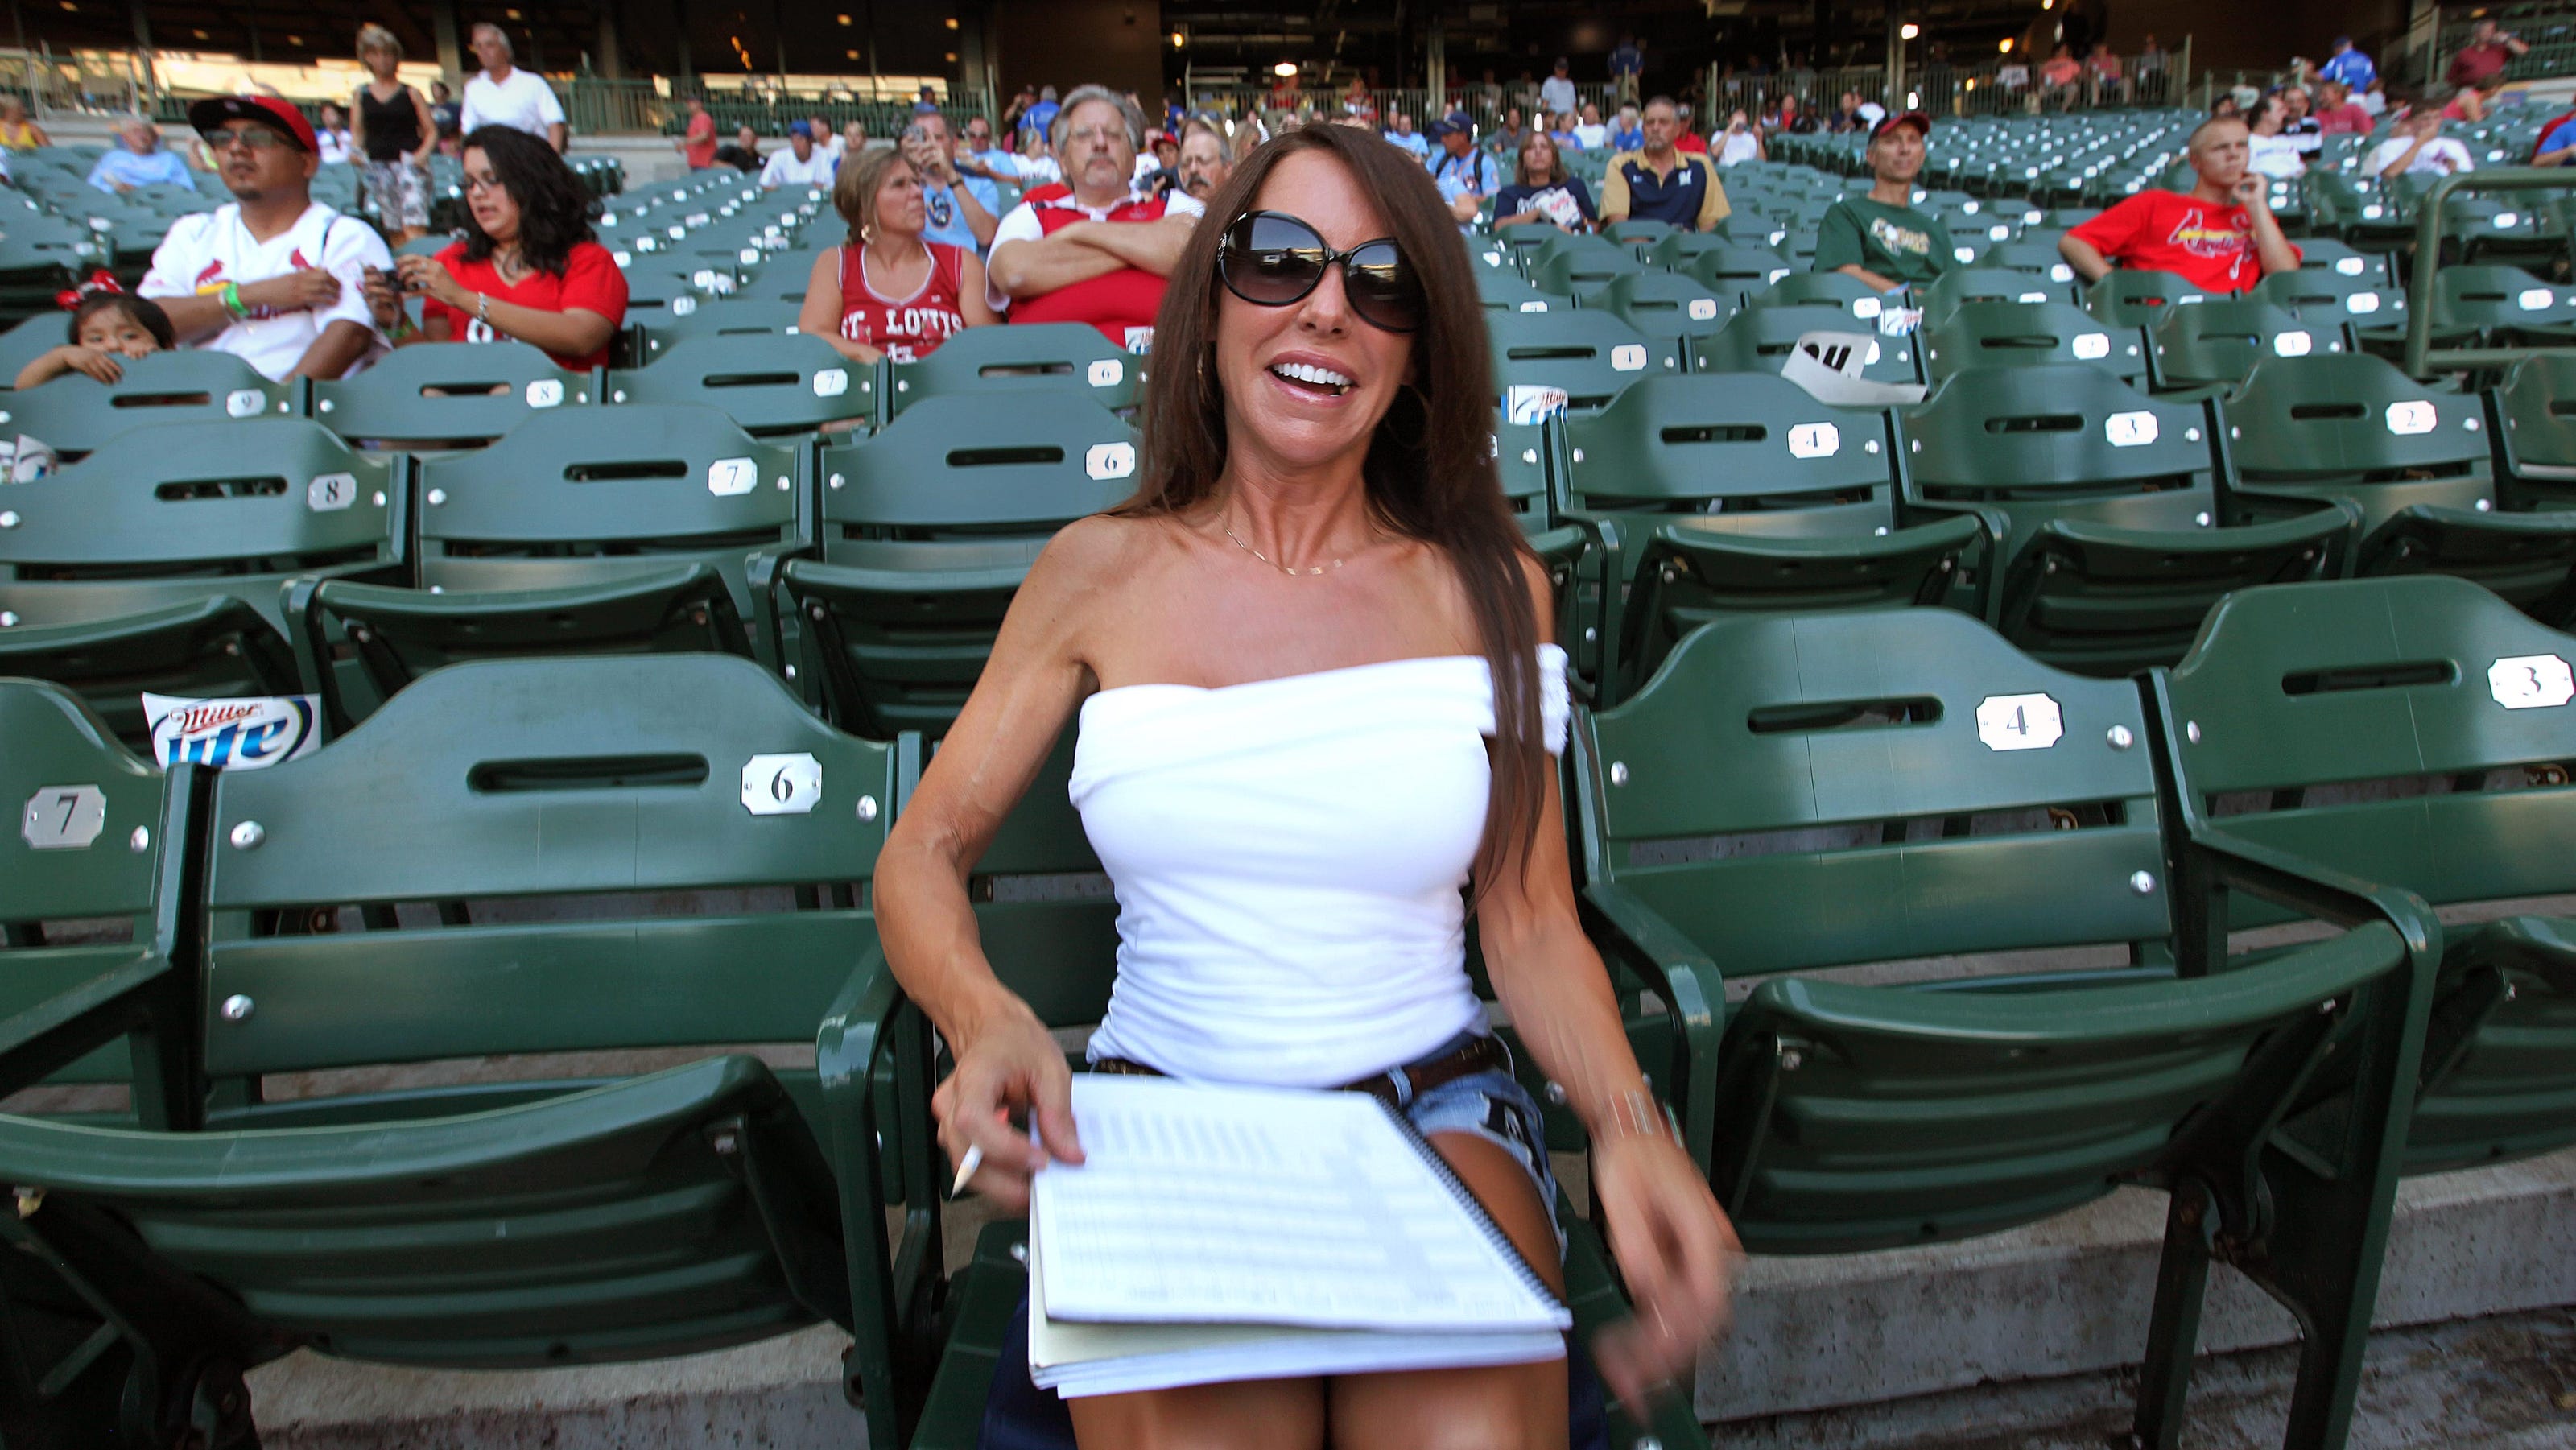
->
xmin=1814 ymin=112 xmax=1955 ymax=291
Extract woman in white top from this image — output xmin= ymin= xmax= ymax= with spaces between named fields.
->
xmin=2245 ymin=94 xmax=2308 ymax=180
xmin=879 ymin=122 xmax=1736 ymax=1448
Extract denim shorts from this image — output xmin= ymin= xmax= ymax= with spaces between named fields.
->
xmin=1386 ymin=1029 xmax=1564 ymax=1254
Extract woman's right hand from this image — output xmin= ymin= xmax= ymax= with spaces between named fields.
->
xmin=361 ymin=267 xmax=406 ymax=330
xmin=931 ymin=1002 xmax=1085 ymax=1212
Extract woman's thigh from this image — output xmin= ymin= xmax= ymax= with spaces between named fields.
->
xmin=1068 ymin=1374 xmax=1325 ymax=1450
xmin=1327 ymin=1130 xmax=1569 ymax=1450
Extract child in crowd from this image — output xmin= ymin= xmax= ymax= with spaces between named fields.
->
xmin=14 ymin=288 xmax=174 ymax=389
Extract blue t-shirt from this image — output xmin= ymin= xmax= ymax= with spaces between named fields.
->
xmin=2544 ymin=118 xmax=2576 ymax=159
xmin=88 ymin=147 xmax=193 ymax=193
xmin=1611 ymin=124 xmax=1645 ymax=151
xmin=922 ymin=178 xmax=997 ymax=252
xmin=1023 ymin=101 xmax=1060 ymax=140
xmin=1428 ymin=149 xmax=1500 ymax=233
xmin=2320 ymin=49 xmax=2376 ymax=92
xmin=1387 ymin=130 xmax=1431 ymax=158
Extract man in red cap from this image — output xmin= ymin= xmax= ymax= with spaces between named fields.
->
xmin=1814 ymin=111 xmax=1958 ymax=291
xmin=139 ymin=95 xmax=393 ymax=380
xmin=2059 ymin=114 xmax=2300 ymax=295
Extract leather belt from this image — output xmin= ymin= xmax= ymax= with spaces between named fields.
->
xmin=1093 ymin=1033 xmax=1510 ymax=1111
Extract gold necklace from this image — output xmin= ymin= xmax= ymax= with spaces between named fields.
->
xmin=1219 ymin=509 xmax=1374 ymax=577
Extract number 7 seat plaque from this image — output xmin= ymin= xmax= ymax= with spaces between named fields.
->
xmin=20 ymin=784 xmax=106 ymax=849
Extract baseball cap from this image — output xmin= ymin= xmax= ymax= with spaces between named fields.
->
xmin=1146 ymin=128 xmax=1174 ymax=148
xmin=187 ymin=94 xmax=316 ymax=153
xmin=1430 ymin=110 xmax=1476 ymax=137
xmin=788 ymin=120 xmax=813 ymax=138
xmin=1869 ymin=111 xmax=1933 ymax=141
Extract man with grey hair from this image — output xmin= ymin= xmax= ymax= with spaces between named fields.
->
xmin=460 ymin=23 xmax=566 ymax=151
xmin=87 ymin=116 xmax=192 ymax=193
xmin=1174 ymin=117 xmax=1232 ymax=202
xmin=985 ymin=84 xmax=1202 ymax=350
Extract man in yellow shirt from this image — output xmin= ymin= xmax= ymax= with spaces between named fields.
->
xmin=1599 ymin=96 xmax=1728 ymax=232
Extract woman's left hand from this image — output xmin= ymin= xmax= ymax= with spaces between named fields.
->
xmin=394 ymin=253 xmax=469 ymax=310
xmin=1585 ymin=1129 xmax=1740 ymax=1418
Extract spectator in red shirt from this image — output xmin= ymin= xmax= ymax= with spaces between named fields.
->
xmin=2447 ymin=19 xmax=2529 ymax=90
xmin=2314 ymin=80 xmax=2372 ymax=134
xmin=679 ymin=97 xmax=717 ymax=170
xmin=369 ymin=125 xmax=628 ymax=370
xmin=800 ymin=146 xmax=999 ymax=365
xmin=2058 ymin=115 xmax=2300 ymax=295
xmin=985 ymin=85 xmax=1202 ymax=351
xmin=1675 ymin=103 xmax=1710 ymax=153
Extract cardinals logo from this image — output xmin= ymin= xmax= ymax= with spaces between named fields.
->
xmin=2163 ymin=208 xmax=2251 ymax=260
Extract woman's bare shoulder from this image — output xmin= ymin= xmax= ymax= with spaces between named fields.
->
xmin=1022 ymin=512 xmax=1186 ymax=611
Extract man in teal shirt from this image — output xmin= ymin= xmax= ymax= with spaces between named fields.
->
xmin=1813 ymin=112 xmax=1951 ymax=291
xmin=87 ymin=117 xmax=194 ymax=194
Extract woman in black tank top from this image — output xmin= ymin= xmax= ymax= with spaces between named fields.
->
xmin=353 ymin=23 xmax=437 ymax=242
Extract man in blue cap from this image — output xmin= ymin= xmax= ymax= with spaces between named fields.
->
xmin=1425 ymin=111 xmax=1497 ymax=229
xmin=759 ymin=120 xmax=836 ymax=190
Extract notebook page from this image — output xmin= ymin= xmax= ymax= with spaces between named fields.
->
xmin=1032 ymin=1075 xmax=1569 ymax=1333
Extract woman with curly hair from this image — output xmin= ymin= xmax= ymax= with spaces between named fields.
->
xmin=366 ymin=124 xmax=627 ymax=370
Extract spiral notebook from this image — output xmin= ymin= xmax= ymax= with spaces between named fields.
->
xmin=1027 ymin=1074 xmax=1570 ymax=1398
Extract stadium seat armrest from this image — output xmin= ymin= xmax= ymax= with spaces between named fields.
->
xmin=743 ymin=543 xmax=810 ymax=672
xmin=812 ymin=937 xmax=923 ymax=1433
xmin=1579 ymin=881 xmax=1724 ymax=1171
xmin=0 ymin=950 xmax=179 ymax=1101
xmin=280 ymin=576 xmax=350 ymax=738
xmin=2182 ymin=825 xmax=2442 ymax=975
xmin=815 ymin=938 xmax=901 ymax=1104
xmin=1897 ymin=497 xmax=2010 ymax=613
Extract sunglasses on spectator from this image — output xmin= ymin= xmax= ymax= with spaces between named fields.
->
xmin=1217 ymin=211 xmax=1423 ymax=333
xmin=199 ymin=126 xmax=293 ymax=152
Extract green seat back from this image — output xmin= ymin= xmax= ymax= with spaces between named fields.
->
xmin=1486 ymin=310 xmax=1670 ymax=415
xmin=1579 ymin=271 xmax=1739 ymax=345
xmin=1682 ymin=244 xmax=1794 ymax=296
xmin=2433 ymin=264 xmax=2576 ymax=340
xmin=1747 ymin=270 xmax=1884 ymax=320
xmin=2147 ymin=298 xmax=2342 ymax=390
xmin=790 ymin=392 xmax=1137 ymax=737
xmin=1691 ymin=303 xmax=1922 ymax=384
xmin=310 ymin=340 xmax=595 ymax=450
xmin=1971 ymin=238 xmax=2078 ymax=283
xmin=2495 ymin=355 xmax=2576 ymax=494
xmin=639 ymin=299 xmax=811 ymax=359
xmin=884 ymin=321 xmax=1142 ymax=419
xmin=0 ymin=419 xmax=402 ymax=738
xmin=2256 ymin=268 xmax=2409 ymax=330
xmin=0 ymin=350 xmax=296 ymax=460
xmin=1924 ymin=300 xmax=2147 ymax=386
xmin=1476 ymin=266 xmax=1558 ymax=314
xmin=610 ymin=331 xmax=873 ymax=436
xmin=0 ymin=312 xmax=68 ymax=380
xmin=1922 ymin=266 xmax=2072 ymax=321
xmin=2158 ymin=576 xmax=2576 ymax=1171
xmin=1603 ymin=218 xmax=1673 ymax=246
xmin=2293 ymin=238 xmax=2392 ymax=287
xmin=1529 ymin=234 xmax=1644 ymax=298
xmin=1648 ymin=229 xmax=1738 ymax=272
xmin=2083 ymin=268 xmax=2207 ymax=329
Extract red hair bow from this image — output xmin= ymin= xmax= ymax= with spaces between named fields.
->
xmin=54 ymin=268 xmax=123 ymax=312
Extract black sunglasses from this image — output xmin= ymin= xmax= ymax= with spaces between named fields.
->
xmin=1216 ymin=210 xmax=1424 ymax=333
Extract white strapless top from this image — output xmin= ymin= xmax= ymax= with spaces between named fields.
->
xmin=1070 ymin=647 xmax=1570 ymax=1088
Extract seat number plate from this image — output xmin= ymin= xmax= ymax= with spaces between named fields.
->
xmin=307 ymin=472 xmax=357 ymax=511
xmin=708 ymin=456 xmax=758 ymax=495
xmin=2273 ymin=331 xmax=2312 ymax=357
xmin=225 ymin=389 xmax=267 ymax=418
xmin=1087 ymin=359 xmax=1124 ymax=388
xmin=1085 ymin=442 xmax=1136 ymax=481
xmin=813 ymin=368 xmax=849 ymax=398
xmin=2520 ymin=288 xmax=2556 ymax=312
xmin=1687 ymin=298 xmax=1719 ymax=321
xmin=2385 ymin=401 xmax=2437 ymax=436
xmin=2072 ymin=333 xmax=2112 ymax=360
xmin=1975 ymin=693 xmax=2063 ymax=751
xmin=526 ymin=379 xmax=564 ymax=408
xmin=20 ymin=784 xmax=105 ymax=849
xmin=1787 ymin=423 xmax=1839 ymax=459
xmin=1610 ymin=345 xmax=1648 ymax=372
xmin=2105 ymin=411 xmax=2159 ymax=447
xmin=2490 ymin=655 xmax=2575 ymax=709
xmin=741 ymin=754 xmax=823 ymax=816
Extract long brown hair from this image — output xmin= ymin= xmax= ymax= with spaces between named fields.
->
xmin=1119 ymin=122 xmax=1546 ymax=894
xmin=834 ymin=145 xmax=915 ymax=246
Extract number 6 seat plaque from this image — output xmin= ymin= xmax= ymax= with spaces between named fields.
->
xmin=741 ymin=753 xmax=824 ymax=816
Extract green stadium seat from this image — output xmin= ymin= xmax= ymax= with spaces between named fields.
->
xmin=2144 ymin=297 xmax=2348 ymax=395
xmin=1575 ymin=605 xmax=2436 ymax=1450
xmin=0 ymin=312 xmax=72 ymax=382
xmin=0 ymin=655 xmax=890 ymax=1447
xmin=1578 ymin=270 xmax=1740 ymax=357
xmin=0 ymin=419 xmax=404 ymax=744
xmin=640 ymin=298 xmax=813 ymax=359
xmin=2156 ymin=575 xmax=2576 ymax=1176
xmin=0 ymin=349 xmax=297 ymax=461
xmin=1745 ymin=269 xmax=1887 ymax=320
xmin=1558 ymin=373 xmax=1980 ymax=700
xmin=1602 ymin=217 xmax=1673 ymax=247
xmin=2430 ymin=264 xmax=2576 ymax=349
xmin=1492 ymin=221 xmax=1569 ymax=268
xmin=1528 ymin=233 xmax=1645 ymax=297
xmin=2491 ymin=355 xmax=2576 ymax=506
xmin=0 ymin=679 xmax=197 ymax=1122
xmin=1922 ymin=300 xmax=2148 ymax=387
xmin=296 ymin=403 xmax=801 ymax=730
xmin=1487 ymin=309 xmax=1674 ymax=414
xmin=1899 ymin=366 xmax=2343 ymax=672
xmin=609 ymin=331 xmax=876 ymax=436
xmin=1921 ymin=265 xmax=2075 ymax=320
xmin=1971 ymin=237 xmax=2079 ymax=283
xmin=2256 ymin=268 xmax=2416 ymax=352
xmin=782 ymin=391 xmax=1134 ymax=736
xmin=1690 ymin=302 xmax=1923 ymax=384
xmin=2082 ymin=268 xmax=2207 ymax=328
xmin=308 ymin=340 xmax=597 ymax=451
xmin=1476 ymin=265 xmax=1559 ymax=314
xmin=2293 ymin=238 xmax=2393 ymax=287
xmin=1647 ymin=229 xmax=1740 ymax=272
xmin=2223 ymin=354 xmax=2576 ymax=618
xmin=884 ymin=321 xmax=1145 ymax=420
xmin=1682 ymin=242 xmax=1795 ymax=298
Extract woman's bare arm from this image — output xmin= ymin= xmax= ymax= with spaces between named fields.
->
xmin=797 ymin=246 xmax=884 ymax=362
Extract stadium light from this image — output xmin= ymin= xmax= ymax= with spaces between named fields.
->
xmin=1274 ymin=62 xmax=1298 ymax=77
xmin=1901 ymin=22 xmax=1920 ymax=39
xmin=1173 ymin=31 xmax=1186 ymax=47
xmin=1998 ymin=37 xmax=2013 ymax=52
xmin=944 ymin=16 xmax=959 ymax=27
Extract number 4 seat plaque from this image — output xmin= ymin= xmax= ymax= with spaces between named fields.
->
xmin=1975 ymin=692 xmax=2064 ymax=751
xmin=741 ymin=753 xmax=823 ymax=815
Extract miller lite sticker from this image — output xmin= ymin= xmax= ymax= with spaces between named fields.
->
xmin=142 ymin=693 xmax=320 ymax=771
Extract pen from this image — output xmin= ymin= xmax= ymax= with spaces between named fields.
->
xmin=949 ymin=1143 xmax=984 ymax=1199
